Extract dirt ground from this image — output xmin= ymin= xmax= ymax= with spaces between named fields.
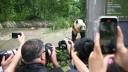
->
xmin=0 ymin=28 xmax=72 ymax=50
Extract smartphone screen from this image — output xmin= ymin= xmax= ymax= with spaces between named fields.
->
xmin=99 ymin=18 xmax=117 ymax=54
xmin=12 ymin=33 xmax=21 ymax=38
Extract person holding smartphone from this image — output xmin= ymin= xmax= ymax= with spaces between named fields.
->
xmin=3 ymin=32 xmax=63 ymax=72
xmin=65 ymin=23 xmax=128 ymax=72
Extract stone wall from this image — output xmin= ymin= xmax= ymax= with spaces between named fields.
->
xmin=0 ymin=21 xmax=50 ymax=28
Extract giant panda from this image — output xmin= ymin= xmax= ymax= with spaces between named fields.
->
xmin=72 ymin=19 xmax=86 ymax=42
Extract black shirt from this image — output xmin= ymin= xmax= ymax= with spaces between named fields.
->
xmin=107 ymin=63 xmax=127 ymax=72
xmin=16 ymin=63 xmax=63 ymax=72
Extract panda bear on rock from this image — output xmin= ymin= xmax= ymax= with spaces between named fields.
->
xmin=72 ymin=19 xmax=86 ymax=42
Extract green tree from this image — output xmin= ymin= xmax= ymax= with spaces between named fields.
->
xmin=0 ymin=0 xmax=86 ymax=21
xmin=0 ymin=0 xmax=16 ymax=21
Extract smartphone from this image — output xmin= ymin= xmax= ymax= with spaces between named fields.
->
xmin=99 ymin=16 xmax=118 ymax=54
xmin=12 ymin=32 xmax=21 ymax=38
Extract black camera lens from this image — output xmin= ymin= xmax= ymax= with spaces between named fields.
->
xmin=58 ymin=40 xmax=67 ymax=50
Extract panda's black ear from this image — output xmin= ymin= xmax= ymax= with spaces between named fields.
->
xmin=76 ymin=20 xmax=78 ymax=24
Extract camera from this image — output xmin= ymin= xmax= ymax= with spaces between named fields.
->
xmin=45 ymin=43 xmax=53 ymax=62
xmin=45 ymin=43 xmax=53 ymax=54
xmin=58 ymin=39 xmax=71 ymax=50
xmin=99 ymin=16 xmax=118 ymax=54
xmin=12 ymin=32 xmax=21 ymax=38
xmin=58 ymin=40 xmax=67 ymax=50
xmin=0 ymin=49 xmax=17 ymax=65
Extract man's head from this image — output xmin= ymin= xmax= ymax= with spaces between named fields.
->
xmin=21 ymin=39 xmax=46 ymax=64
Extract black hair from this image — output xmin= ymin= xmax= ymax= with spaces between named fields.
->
xmin=74 ymin=38 xmax=94 ymax=64
xmin=21 ymin=39 xmax=44 ymax=62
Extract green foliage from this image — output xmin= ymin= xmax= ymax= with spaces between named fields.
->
xmin=0 ymin=0 xmax=86 ymax=29
xmin=0 ymin=0 xmax=16 ymax=21
xmin=0 ymin=0 xmax=85 ymax=20
xmin=49 ymin=17 xmax=72 ymax=30
xmin=46 ymin=48 xmax=70 ymax=70
xmin=56 ymin=49 xmax=70 ymax=67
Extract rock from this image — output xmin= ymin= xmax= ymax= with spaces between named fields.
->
xmin=2 ymin=21 xmax=16 ymax=28
xmin=16 ymin=21 xmax=32 ymax=28
xmin=15 ymin=21 xmax=50 ymax=28
xmin=0 ymin=24 xmax=3 ymax=29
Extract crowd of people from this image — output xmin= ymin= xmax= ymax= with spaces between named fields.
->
xmin=0 ymin=20 xmax=128 ymax=72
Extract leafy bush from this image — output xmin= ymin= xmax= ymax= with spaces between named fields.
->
xmin=46 ymin=48 xmax=70 ymax=71
xmin=49 ymin=17 xmax=72 ymax=30
xmin=0 ymin=0 xmax=86 ymax=29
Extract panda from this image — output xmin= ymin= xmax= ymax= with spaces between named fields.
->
xmin=72 ymin=19 xmax=86 ymax=42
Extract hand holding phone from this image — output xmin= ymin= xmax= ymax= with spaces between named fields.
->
xmin=12 ymin=32 xmax=21 ymax=38
xmin=99 ymin=16 xmax=118 ymax=54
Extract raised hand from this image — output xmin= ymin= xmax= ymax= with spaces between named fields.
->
xmin=114 ymin=26 xmax=128 ymax=71
xmin=1 ymin=55 xmax=13 ymax=71
xmin=89 ymin=32 xmax=114 ymax=72
xmin=18 ymin=32 xmax=25 ymax=46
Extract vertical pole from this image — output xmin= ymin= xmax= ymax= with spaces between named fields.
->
xmin=86 ymin=0 xmax=105 ymax=40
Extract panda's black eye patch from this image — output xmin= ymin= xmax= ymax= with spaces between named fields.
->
xmin=76 ymin=20 xmax=78 ymax=24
